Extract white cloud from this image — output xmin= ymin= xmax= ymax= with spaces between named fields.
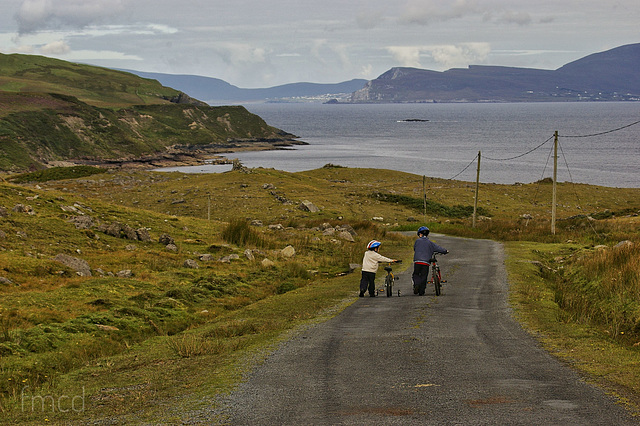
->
xmin=311 ymin=39 xmax=328 ymax=64
xmin=360 ymin=64 xmax=374 ymax=78
xmin=40 ymin=40 xmax=70 ymax=55
xmin=16 ymin=0 xmax=129 ymax=34
xmin=13 ymin=44 xmax=35 ymax=54
xmin=429 ymin=43 xmax=491 ymax=68
xmin=6 ymin=23 xmax=177 ymax=49
xmin=59 ymin=49 xmax=142 ymax=61
xmin=77 ymin=24 xmax=179 ymax=37
xmin=399 ymin=0 xmax=537 ymax=27
xmin=400 ymin=0 xmax=487 ymax=25
xmin=212 ymin=42 xmax=267 ymax=66
xmin=332 ymin=44 xmax=351 ymax=68
xmin=386 ymin=43 xmax=491 ymax=69
xmin=1 ymin=0 xmax=637 ymax=87
xmin=386 ymin=46 xmax=423 ymax=67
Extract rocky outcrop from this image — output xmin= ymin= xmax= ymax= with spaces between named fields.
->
xmin=54 ymin=254 xmax=92 ymax=277
xmin=97 ymin=222 xmax=151 ymax=241
xmin=184 ymin=259 xmax=199 ymax=269
xmin=299 ymin=200 xmax=320 ymax=212
xmin=12 ymin=204 xmax=35 ymax=215
xmin=281 ymin=245 xmax=296 ymax=258
xmin=165 ymin=92 xmax=209 ymax=107
xmin=159 ymin=234 xmax=175 ymax=245
xmin=69 ymin=216 xmax=94 ymax=229
xmin=261 ymin=258 xmax=275 ymax=267
xmin=0 ymin=277 xmax=14 ymax=285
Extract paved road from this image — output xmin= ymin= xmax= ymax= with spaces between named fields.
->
xmin=215 ymin=236 xmax=637 ymax=425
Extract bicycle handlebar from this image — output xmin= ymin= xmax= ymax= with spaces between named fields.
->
xmin=429 ymin=252 xmax=448 ymax=262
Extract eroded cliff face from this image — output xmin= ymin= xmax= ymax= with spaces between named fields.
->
xmin=350 ymin=81 xmax=374 ymax=102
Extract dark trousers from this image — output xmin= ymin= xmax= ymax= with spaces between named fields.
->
xmin=360 ymin=271 xmax=376 ymax=296
xmin=412 ymin=263 xmax=430 ymax=295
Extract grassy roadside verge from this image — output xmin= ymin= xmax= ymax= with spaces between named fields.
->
xmin=2 ymin=273 xmax=357 ymax=424
xmin=2 ymin=166 xmax=638 ymax=422
xmin=4 ymin=243 xmax=413 ymax=424
xmin=506 ymin=241 xmax=640 ymax=415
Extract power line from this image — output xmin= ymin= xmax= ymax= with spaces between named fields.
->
xmin=557 ymin=140 xmax=601 ymax=237
xmin=439 ymin=117 xmax=639 ymax=185
xmin=483 ymin=135 xmax=555 ymax=161
xmin=531 ymin=142 xmax=555 ymax=207
xmin=561 ymin=119 xmax=640 ymax=138
xmin=444 ymin=134 xmax=553 ymax=180
xmin=447 ymin=153 xmax=479 ymax=180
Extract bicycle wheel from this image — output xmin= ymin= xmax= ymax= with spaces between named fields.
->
xmin=385 ymin=274 xmax=393 ymax=297
xmin=433 ymin=269 xmax=441 ymax=296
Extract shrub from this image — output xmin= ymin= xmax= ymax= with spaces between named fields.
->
xmin=167 ymin=334 xmax=222 ymax=358
xmin=276 ymin=282 xmax=297 ymax=294
xmin=221 ymin=219 xmax=265 ymax=247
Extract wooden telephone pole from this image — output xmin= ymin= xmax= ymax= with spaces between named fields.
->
xmin=473 ymin=151 xmax=481 ymax=228
xmin=551 ymin=131 xmax=558 ymax=235
xmin=423 ymin=175 xmax=427 ymax=223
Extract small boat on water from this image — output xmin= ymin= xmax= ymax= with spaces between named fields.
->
xmin=397 ymin=118 xmax=429 ymax=122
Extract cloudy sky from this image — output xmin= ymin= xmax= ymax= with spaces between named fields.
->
xmin=1 ymin=0 xmax=638 ymax=88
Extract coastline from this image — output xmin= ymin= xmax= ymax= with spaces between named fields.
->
xmin=68 ymin=139 xmax=308 ymax=170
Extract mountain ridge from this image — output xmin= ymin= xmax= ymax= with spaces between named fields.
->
xmin=350 ymin=43 xmax=640 ymax=103
xmin=120 ymin=70 xmax=368 ymax=104
xmin=126 ymin=44 xmax=640 ymax=104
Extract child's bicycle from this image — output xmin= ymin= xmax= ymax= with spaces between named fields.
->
xmin=381 ymin=260 xmax=402 ymax=297
xmin=428 ymin=253 xmax=447 ymax=296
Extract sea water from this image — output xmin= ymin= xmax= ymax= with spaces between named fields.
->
xmin=176 ymin=102 xmax=640 ymax=188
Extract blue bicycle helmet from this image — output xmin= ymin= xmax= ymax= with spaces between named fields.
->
xmin=417 ymin=226 xmax=430 ymax=236
xmin=367 ymin=240 xmax=381 ymax=250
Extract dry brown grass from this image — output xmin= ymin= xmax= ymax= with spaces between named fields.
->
xmin=1 ymin=165 xmax=638 ymax=422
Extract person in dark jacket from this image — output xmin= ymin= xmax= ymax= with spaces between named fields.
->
xmin=412 ymin=226 xmax=448 ymax=296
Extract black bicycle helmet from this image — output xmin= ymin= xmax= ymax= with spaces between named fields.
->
xmin=417 ymin=226 xmax=430 ymax=236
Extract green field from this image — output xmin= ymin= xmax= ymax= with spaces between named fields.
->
xmin=0 ymin=165 xmax=638 ymax=422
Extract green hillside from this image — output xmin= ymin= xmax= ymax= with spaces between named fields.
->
xmin=0 ymin=53 xmax=295 ymax=172
xmin=0 ymin=166 xmax=638 ymax=422
xmin=0 ymin=52 xmax=180 ymax=107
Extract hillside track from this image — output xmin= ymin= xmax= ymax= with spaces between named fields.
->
xmin=214 ymin=236 xmax=637 ymax=425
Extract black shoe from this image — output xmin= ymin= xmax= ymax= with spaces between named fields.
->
xmin=359 ymin=292 xmax=364 ymax=297
xmin=369 ymin=293 xmax=376 ymax=297
xmin=413 ymin=286 xmax=418 ymax=295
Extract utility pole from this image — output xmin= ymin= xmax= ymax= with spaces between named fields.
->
xmin=423 ymin=175 xmax=427 ymax=223
xmin=473 ymin=151 xmax=481 ymax=228
xmin=551 ymin=131 xmax=558 ymax=235
xmin=207 ymin=193 xmax=211 ymax=221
